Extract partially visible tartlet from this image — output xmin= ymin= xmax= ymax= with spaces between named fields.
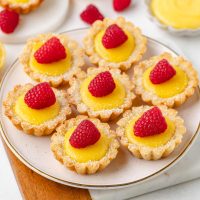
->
xmin=20 ymin=33 xmax=85 ymax=87
xmin=0 ymin=0 xmax=44 ymax=14
xmin=4 ymin=83 xmax=71 ymax=136
xmin=67 ymin=67 xmax=135 ymax=122
xmin=134 ymin=52 xmax=199 ymax=107
xmin=117 ymin=105 xmax=186 ymax=160
xmin=51 ymin=115 xmax=120 ymax=174
xmin=83 ymin=16 xmax=147 ymax=70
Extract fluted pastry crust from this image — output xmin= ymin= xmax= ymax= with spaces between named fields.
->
xmin=51 ymin=115 xmax=120 ymax=174
xmin=83 ymin=16 xmax=147 ymax=70
xmin=134 ymin=52 xmax=199 ymax=107
xmin=67 ymin=67 xmax=136 ymax=122
xmin=20 ymin=33 xmax=85 ymax=87
xmin=3 ymin=83 xmax=71 ymax=136
xmin=0 ymin=0 xmax=44 ymax=14
xmin=117 ymin=105 xmax=186 ymax=160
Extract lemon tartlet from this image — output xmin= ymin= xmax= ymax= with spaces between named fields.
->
xmin=83 ymin=16 xmax=147 ymax=70
xmin=51 ymin=115 xmax=120 ymax=174
xmin=68 ymin=67 xmax=135 ymax=122
xmin=0 ymin=41 xmax=5 ymax=70
xmin=20 ymin=33 xmax=85 ymax=87
xmin=4 ymin=83 xmax=71 ymax=136
xmin=117 ymin=106 xmax=186 ymax=160
xmin=0 ymin=0 xmax=44 ymax=14
xmin=134 ymin=52 xmax=199 ymax=107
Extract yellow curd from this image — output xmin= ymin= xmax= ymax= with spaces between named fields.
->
xmin=151 ymin=0 xmax=200 ymax=29
xmin=8 ymin=0 xmax=29 ymax=3
xmin=143 ymin=66 xmax=188 ymax=98
xmin=64 ymin=127 xmax=110 ymax=162
xmin=80 ymin=76 xmax=126 ymax=111
xmin=30 ymin=42 xmax=71 ymax=76
xmin=14 ymin=95 xmax=60 ymax=125
xmin=94 ymin=30 xmax=135 ymax=62
xmin=126 ymin=117 xmax=175 ymax=147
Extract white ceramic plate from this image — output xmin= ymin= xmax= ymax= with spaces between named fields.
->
xmin=0 ymin=0 xmax=69 ymax=44
xmin=0 ymin=29 xmax=200 ymax=189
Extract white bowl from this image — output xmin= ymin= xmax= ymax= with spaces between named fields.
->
xmin=145 ymin=0 xmax=200 ymax=36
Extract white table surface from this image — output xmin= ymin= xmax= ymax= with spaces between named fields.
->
xmin=0 ymin=0 xmax=200 ymax=200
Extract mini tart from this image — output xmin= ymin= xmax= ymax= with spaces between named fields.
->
xmin=20 ymin=33 xmax=85 ymax=87
xmin=67 ymin=67 xmax=135 ymax=122
xmin=134 ymin=52 xmax=199 ymax=107
xmin=117 ymin=105 xmax=186 ymax=160
xmin=0 ymin=0 xmax=44 ymax=14
xmin=4 ymin=83 xmax=71 ymax=136
xmin=83 ymin=16 xmax=147 ymax=70
xmin=51 ymin=115 xmax=120 ymax=174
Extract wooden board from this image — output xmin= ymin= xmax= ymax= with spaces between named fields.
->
xmin=3 ymin=142 xmax=91 ymax=200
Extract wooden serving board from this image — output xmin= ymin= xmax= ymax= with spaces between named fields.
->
xmin=3 ymin=142 xmax=91 ymax=200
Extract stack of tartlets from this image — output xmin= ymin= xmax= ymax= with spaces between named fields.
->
xmin=3 ymin=17 xmax=199 ymax=174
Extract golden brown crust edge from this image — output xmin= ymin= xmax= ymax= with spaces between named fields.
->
xmin=3 ymin=83 xmax=72 ymax=136
xmin=116 ymin=105 xmax=186 ymax=160
xmin=134 ymin=52 xmax=199 ymax=108
xmin=67 ymin=67 xmax=136 ymax=122
xmin=20 ymin=33 xmax=85 ymax=88
xmin=51 ymin=115 xmax=120 ymax=174
xmin=0 ymin=0 xmax=44 ymax=14
xmin=83 ymin=16 xmax=147 ymax=71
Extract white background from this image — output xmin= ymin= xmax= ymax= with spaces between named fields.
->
xmin=1 ymin=0 xmax=200 ymax=199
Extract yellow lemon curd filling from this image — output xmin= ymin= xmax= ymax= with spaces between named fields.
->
xmin=143 ymin=66 xmax=188 ymax=98
xmin=126 ymin=117 xmax=175 ymax=147
xmin=14 ymin=95 xmax=60 ymax=125
xmin=8 ymin=0 xmax=29 ymax=3
xmin=94 ymin=30 xmax=135 ymax=62
xmin=151 ymin=0 xmax=200 ymax=29
xmin=64 ymin=127 xmax=111 ymax=162
xmin=80 ymin=76 xmax=126 ymax=111
xmin=29 ymin=42 xmax=71 ymax=76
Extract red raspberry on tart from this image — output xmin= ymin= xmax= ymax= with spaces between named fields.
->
xmin=34 ymin=37 xmax=67 ymax=64
xmin=88 ymin=71 xmax=116 ymax=97
xmin=102 ymin=24 xmax=128 ymax=49
xmin=150 ymin=59 xmax=176 ymax=84
xmin=69 ymin=119 xmax=101 ymax=148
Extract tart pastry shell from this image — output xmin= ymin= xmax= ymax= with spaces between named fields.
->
xmin=117 ymin=105 xmax=186 ymax=160
xmin=0 ymin=0 xmax=44 ymax=14
xmin=3 ymin=83 xmax=71 ymax=136
xmin=20 ymin=33 xmax=85 ymax=87
xmin=134 ymin=52 xmax=199 ymax=107
xmin=51 ymin=115 xmax=120 ymax=174
xmin=67 ymin=67 xmax=136 ymax=122
xmin=83 ymin=16 xmax=147 ymax=70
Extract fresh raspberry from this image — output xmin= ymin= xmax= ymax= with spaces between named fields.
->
xmin=88 ymin=71 xmax=116 ymax=97
xmin=134 ymin=107 xmax=167 ymax=137
xmin=150 ymin=59 xmax=176 ymax=84
xmin=24 ymin=82 xmax=56 ymax=109
xmin=113 ymin=0 xmax=131 ymax=12
xmin=34 ymin=37 xmax=66 ymax=64
xmin=102 ymin=24 xmax=128 ymax=49
xmin=69 ymin=120 xmax=101 ymax=148
xmin=80 ymin=4 xmax=104 ymax=25
xmin=0 ymin=9 xmax=19 ymax=34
